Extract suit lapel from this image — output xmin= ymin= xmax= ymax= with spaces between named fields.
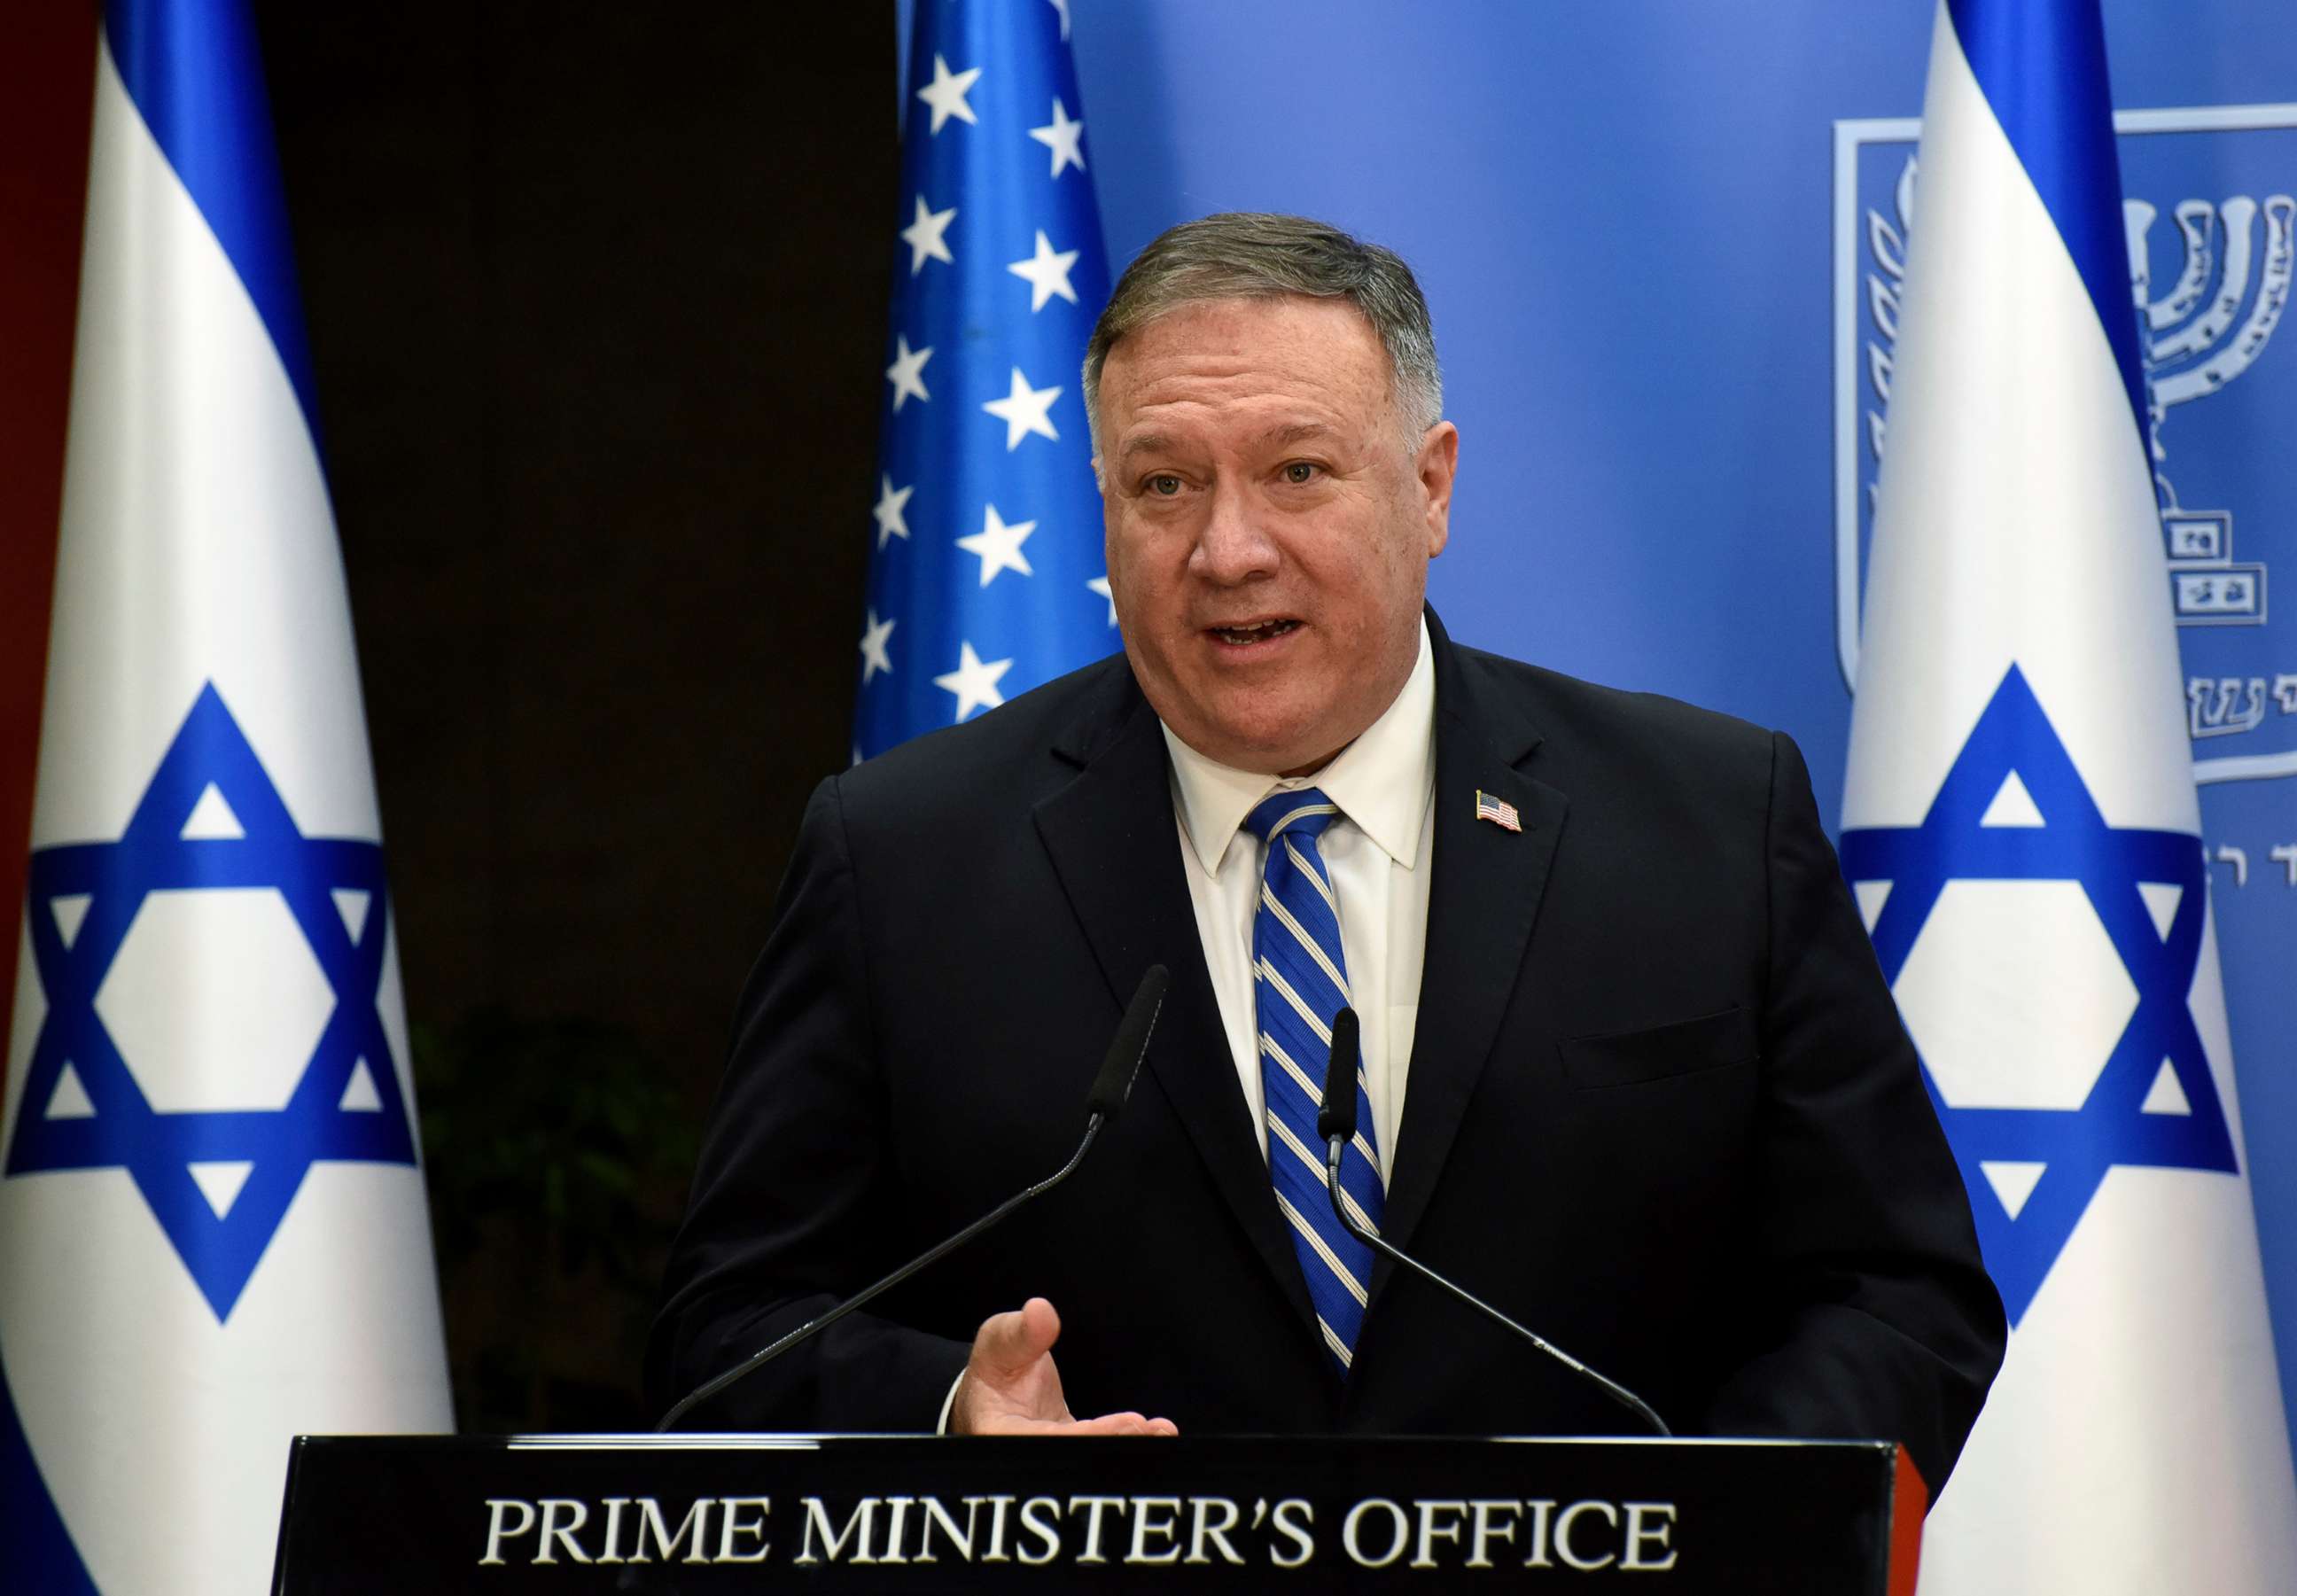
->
xmin=1378 ymin=619 xmax=1567 ymax=1273
xmin=1032 ymin=684 xmax=1322 ymax=1345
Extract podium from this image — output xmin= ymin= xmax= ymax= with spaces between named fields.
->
xmin=272 ymin=1434 xmax=1922 ymax=1592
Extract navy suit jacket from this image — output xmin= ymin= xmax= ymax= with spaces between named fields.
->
xmin=649 ymin=610 xmax=2004 ymax=1490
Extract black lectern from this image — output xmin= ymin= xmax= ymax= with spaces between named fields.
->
xmin=272 ymin=1434 xmax=1922 ymax=1592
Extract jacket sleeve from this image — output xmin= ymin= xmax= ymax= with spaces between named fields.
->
xmin=1701 ymin=731 xmax=2006 ymax=1493
xmin=645 ymin=775 xmax=971 ymax=1430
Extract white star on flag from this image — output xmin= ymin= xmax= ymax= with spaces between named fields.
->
xmin=1046 ymin=0 xmax=1071 ymax=42
xmin=899 ymin=195 xmax=957 ymax=274
xmin=1087 ymin=575 xmax=1117 ymax=626
xmin=1007 ymin=230 xmax=1080 ymax=311
xmin=873 ymin=475 xmax=914 ymax=548
xmin=1029 ymin=97 xmax=1086 ymax=178
xmin=983 ymin=366 xmax=1062 ymax=449
xmin=858 ymin=610 xmax=896 ymax=682
xmin=885 ymin=335 xmax=933 ymax=410
xmin=957 ymin=503 xmax=1037 ymax=587
xmin=934 ymin=641 xmax=1012 ymax=722
xmin=915 ymin=53 xmax=981 ymax=135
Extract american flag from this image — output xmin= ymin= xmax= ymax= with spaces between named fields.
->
xmin=1474 ymin=790 xmax=1522 ymax=832
xmin=854 ymin=0 xmax=1117 ymax=760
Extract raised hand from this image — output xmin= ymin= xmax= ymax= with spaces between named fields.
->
xmin=949 ymin=1297 xmax=1179 ymax=1436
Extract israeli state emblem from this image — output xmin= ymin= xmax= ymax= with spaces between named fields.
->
xmin=4 ymin=683 xmax=418 ymax=1320
xmin=1835 ymin=106 xmax=2297 ymax=784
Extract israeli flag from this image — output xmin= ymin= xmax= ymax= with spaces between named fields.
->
xmin=1840 ymin=0 xmax=2297 ymax=1586
xmin=0 ymin=3 xmax=451 ymax=1590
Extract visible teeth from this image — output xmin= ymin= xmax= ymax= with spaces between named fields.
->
xmin=1215 ymin=619 xmax=1294 ymax=643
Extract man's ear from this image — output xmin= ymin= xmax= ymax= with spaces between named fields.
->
xmin=1417 ymin=421 xmax=1460 ymax=557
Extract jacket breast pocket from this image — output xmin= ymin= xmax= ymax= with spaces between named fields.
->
xmin=1559 ymin=1005 xmax=1759 ymax=1090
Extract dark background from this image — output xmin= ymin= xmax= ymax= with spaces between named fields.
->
xmin=255 ymin=2 xmax=898 ymax=1430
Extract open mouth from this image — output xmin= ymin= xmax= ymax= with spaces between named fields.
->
xmin=1209 ymin=618 xmax=1302 ymax=647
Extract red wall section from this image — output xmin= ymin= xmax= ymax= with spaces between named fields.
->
xmin=0 ymin=7 xmax=99 ymax=1087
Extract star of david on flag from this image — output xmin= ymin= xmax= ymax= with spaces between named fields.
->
xmin=1840 ymin=666 xmax=2234 ymax=1324
xmin=855 ymin=0 xmax=1118 ymax=759
xmin=7 ymin=684 xmax=417 ymax=1323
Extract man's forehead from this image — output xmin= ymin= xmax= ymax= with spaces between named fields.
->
xmin=1098 ymin=297 xmax=1392 ymax=446
xmin=1114 ymin=417 xmax=1344 ymax=463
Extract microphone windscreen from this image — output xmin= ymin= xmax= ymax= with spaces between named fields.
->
xmin=1318 ymin=1007 xmax=1361 ymax=1143
xmin=1085 ymin=964 xmax=1170 ymax=1119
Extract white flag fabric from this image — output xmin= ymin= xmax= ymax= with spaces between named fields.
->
xmin=0 ymin=2 xmax=452 ymax=1590
xmin=1839 ymin=0 xmax=2297 ymax=1588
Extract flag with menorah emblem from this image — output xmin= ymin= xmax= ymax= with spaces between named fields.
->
xmin=853 ymin=0 xmax=1118 ymax=759
xmin=1839 ymin=0 xmax=2297 ymax=1587
xmin=0 ymin=3 xmax=452 ymax=1590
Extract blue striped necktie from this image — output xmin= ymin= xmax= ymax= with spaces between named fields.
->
xmin=1242 ymin=786 xmax=1386 ymax=1374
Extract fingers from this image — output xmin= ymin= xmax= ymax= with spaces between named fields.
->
xmin=1065 ymin=1412 xmax=1180 ymax=1437
xmin=971 ymin=1296 xmax=1062 ymax=1382
xmin=960 ymin=1297 xmax=1177 ymax=1436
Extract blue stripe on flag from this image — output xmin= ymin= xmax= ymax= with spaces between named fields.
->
xmin=1943 ymin=0 xmax=2148 ymax=436
xmin=1 ymin=1363 xmax=98 ymax=1593
xmin=105 ymin=0 xmax=323 ymax=446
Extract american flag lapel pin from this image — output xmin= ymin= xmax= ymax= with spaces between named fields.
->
xmin=1474 ymin=790 xmax=1522 ymax=832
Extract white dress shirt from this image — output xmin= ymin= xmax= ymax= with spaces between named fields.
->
xmin=1160 ymin=619 xmax=1438 ymax=1177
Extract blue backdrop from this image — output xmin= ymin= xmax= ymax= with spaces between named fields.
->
xmin=907 ymin=0 xmax=2297 ymax=1452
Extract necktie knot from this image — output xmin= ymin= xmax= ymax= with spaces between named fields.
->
xmin=1244 ymin=786 xmax=1341 ymax=845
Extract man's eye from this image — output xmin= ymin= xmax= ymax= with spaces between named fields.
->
xmin=1147 ymin=474 xmax=1182 ymax=496
xmin=1281 ymin=462 xmax=1319 ymax=484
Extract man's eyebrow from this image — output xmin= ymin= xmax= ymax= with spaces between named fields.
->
xmin=1115 ymin=431 xmax=1184 ymax=464
xmin=1262 ymin=421 xmax=1337 ymax=449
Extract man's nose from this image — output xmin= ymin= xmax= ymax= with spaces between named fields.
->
xmin=1189 ymin=481 xmax=1281 ymax=584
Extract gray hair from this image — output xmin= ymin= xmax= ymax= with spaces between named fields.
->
xmin=1083 ymin=212 xmax=1444 ymax=453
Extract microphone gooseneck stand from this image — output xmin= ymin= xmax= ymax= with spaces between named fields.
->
xmin=1318 ymin=1006 xmax=1670 ymax=1438
xmin=656 ymin=964 xmax=1172 ymax=1433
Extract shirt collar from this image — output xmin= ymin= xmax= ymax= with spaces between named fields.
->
xmin=1162 ymin=617 xmax=1437 ymax=876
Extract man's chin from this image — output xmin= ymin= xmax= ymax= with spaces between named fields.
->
xmin=1180 ymin=712 xmax=1348 ymax=777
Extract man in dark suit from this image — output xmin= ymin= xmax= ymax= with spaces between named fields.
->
xmin=650 ymin=214 xmax=2004 ymax=1491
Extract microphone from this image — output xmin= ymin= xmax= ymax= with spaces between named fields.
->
xmin=1320 ymin=1008 xmax=1670 ymax=1437
xmin=656 ymin=964 xmax=1172 ymax=1432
